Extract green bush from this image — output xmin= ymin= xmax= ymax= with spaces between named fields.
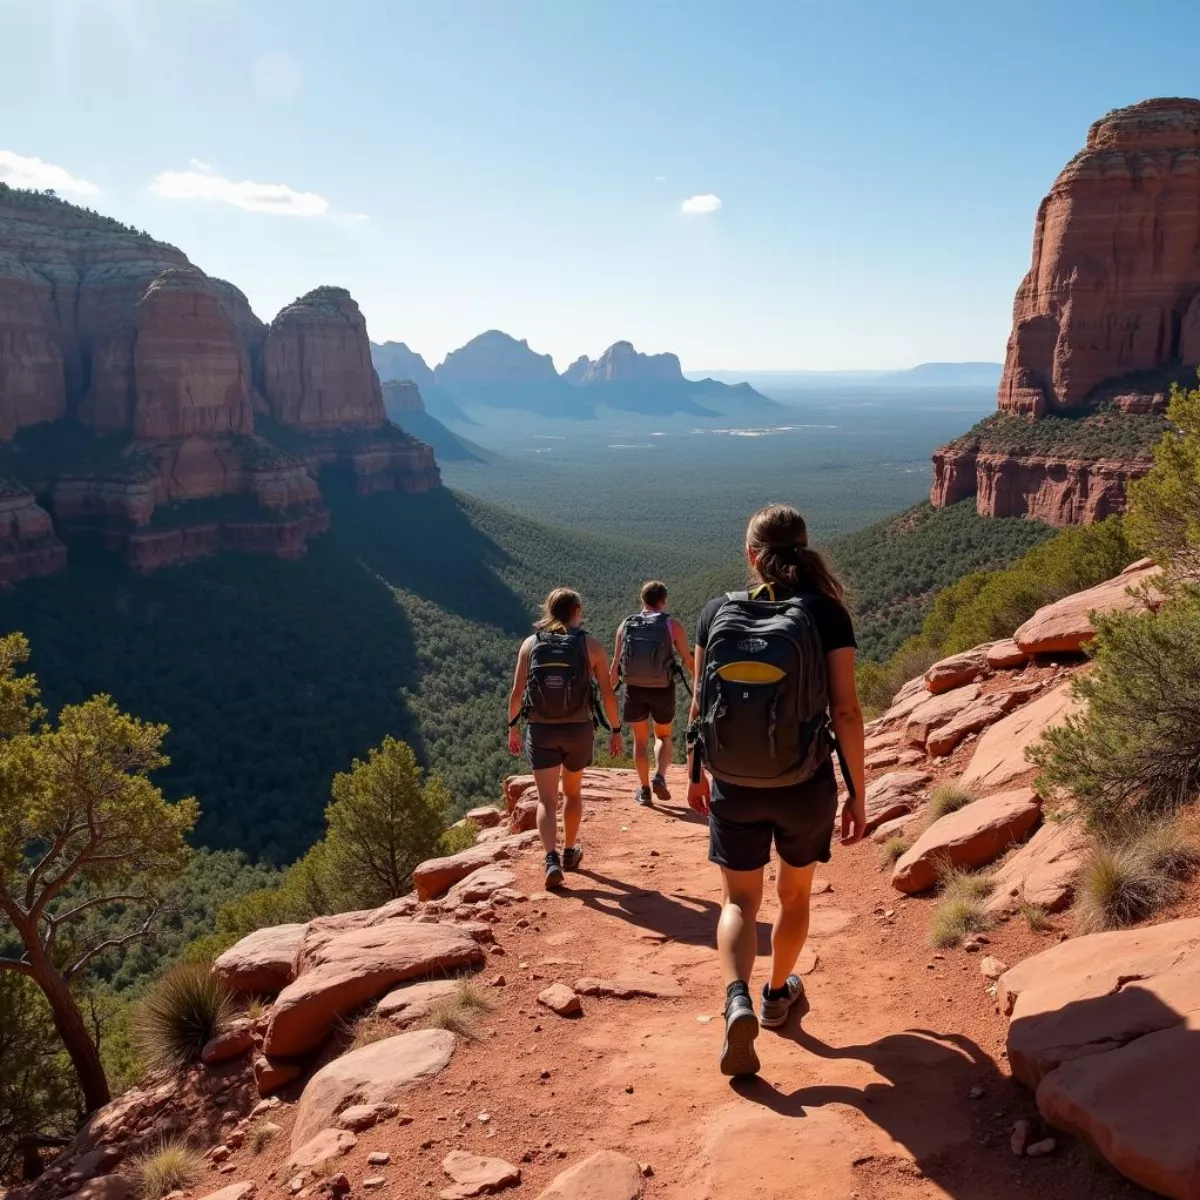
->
xmin=951 ymin=403 xmax=1168 ymax=461
xmin=135 ymin=965 xmax=233 ymax=1071
xmin=928 ymin=866 xmax=994 ymax=948
xmin=1030 ymin=590 xmax=1200 ymax=829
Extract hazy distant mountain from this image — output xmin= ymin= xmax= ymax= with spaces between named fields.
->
xmin=370 ymin=341 xmax=473 ymax=423
xmin=380 ymin=381 xmax=492 ymax=463
xmin=880 ymin=362 xmax=1003 ymax=387
xmin=434 ymin=330 xmax=577 ymax=417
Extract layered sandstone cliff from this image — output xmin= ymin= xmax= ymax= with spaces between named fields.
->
xmin=932 ymin=98 xmax=1199 ymax=525
xmin=0 ymin=188 xmax=437 ymax=581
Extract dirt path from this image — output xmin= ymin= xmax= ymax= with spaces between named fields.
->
xmin=235 ymin=764 xmax=1151 ymax=1200
xmin=334 ymin=765 xmax=1144 ymax=1200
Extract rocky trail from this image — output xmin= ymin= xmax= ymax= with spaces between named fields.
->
xmin=31 ymin=562 xmax=1200 ymax=1200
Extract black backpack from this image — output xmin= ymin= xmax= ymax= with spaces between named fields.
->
xmin=524 ymin=629 xmax=594 ymax=724
xmin=694 ymin=587 xmax=831 ymax=788
xmin=620 ymin=611 xmax=675 ymax=688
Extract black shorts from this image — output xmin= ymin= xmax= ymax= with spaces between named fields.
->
xmin=708 ymin=762 xmax=839 ymax=871
xmin=622 ymin=684 xmax=675 ymax=726
xmin=526 ymin=721 xmax=594 ymax=772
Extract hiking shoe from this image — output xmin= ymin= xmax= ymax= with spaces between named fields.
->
xmin=651 ymin=774 xmax=671 ymax=801
xmin=544 ymin=851 xmax=565 ymax=890
xmin=760 ymin=975 xmax=805 ymax=1029
xmin=562 ymin=845 xmax=584 ymax=872
xmin=719 ymin=992 xmax=760 ymax=1077
xmin=635 ymin=785 xmax=653 ymax=807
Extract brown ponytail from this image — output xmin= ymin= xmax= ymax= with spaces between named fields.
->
xmin=745 ymin=504 xmax=845 ymax=603
xmin=535 ymin=587 xmax=583 ymax=634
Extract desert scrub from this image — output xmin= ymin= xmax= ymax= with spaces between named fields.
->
xmin=1018 ymin=900 xmax=1052 ymax=932
xmin=136 ymin=964 xmax=233 ymax=1071
xmin=926 ymin=783 xmax=976 ymax=822
xmin=877 ymin=833 xmax=913 ymax=869
xmin=421 ymin=977 xmax=494 ymax=1039
xmin=929 ymin=866 xmax=995 ymax=949
xmin=1073 ymin=830 xmax=1190 ymax=934
xmin=130 ymin=1140 xmax=203 ymax=1200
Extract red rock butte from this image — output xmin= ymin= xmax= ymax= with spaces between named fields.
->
xmin=0 ymin=188 xmax=439 ymax=583
xmin=932 ymin=97 xmax=1200 ymax=525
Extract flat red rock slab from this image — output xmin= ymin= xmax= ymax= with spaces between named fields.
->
xmin=533 ymin=1150 xmax=644 ymax=1200
xmin=441 ymin=1149 xmax=521 ymax=1199
xmin=573 ymin=974 xmax=683 ymax=999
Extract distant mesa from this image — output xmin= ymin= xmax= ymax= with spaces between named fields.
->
xmin=0 ymin=184 xmax=439 ymax=584
xmin=380 ymin=381 xmax=490 ymax=464
xmin=370 ymin=340 xmax=474 ymax=424
xmin=885 ymin=362 xmax=1002 ymax=387
xmin=932 ymin=97 xmax=1200 ymax=525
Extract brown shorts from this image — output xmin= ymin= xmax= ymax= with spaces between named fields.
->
xmin=622 ymin=684 xmax=676 ymax=726
xmin=526 ymin=721 xmax=594 ymax=772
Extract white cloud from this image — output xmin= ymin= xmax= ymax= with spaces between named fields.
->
xmin=0 ymin=150 xmax=99 ymax=196
xmin=681 ymin=193 xmax=722 ymax=215
xmin=150 ymin=167 xmax=330 ymax=217
xmin=188 ymin=157 xmax=213 ymax=171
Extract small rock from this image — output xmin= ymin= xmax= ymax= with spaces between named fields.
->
xmin=963 ymin=938 xmax=982 ymax=953
xmin=537 ymin=983 xmax=582 ymax=1017
xmin=624 ymin=1085 xmax=634 ymax=1094
xmin=491 ymin=975 xmax=506 ymax=987
xmin=969 ymin=1085 xmax=984 ymax=1099
xmin=325 ymin=1173 xmax=350 ymax=1195
xmin=640 ymin=1163 xmax=654 ymax=1177
xmin=210 ymin=1146 xmax=231 ymax=1163
xmin=980 ymin=956 xmax=1009 ymax=981
xmin=1010 ymin=1119 xmax=1033 ymax=1156
xmin=478 ymin=1112 xmax=490 ymax=1123
xmin=362 ymin=1179 xmax=385 ymax=1190
xmin=1026 ymin=1138 xmax=1056 ymax=1158
xmin=289 ymin=1176 xmax=308 ymax=1195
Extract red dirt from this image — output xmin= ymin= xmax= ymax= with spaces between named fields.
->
xmin=211 ymin=760 xmax=1156 ymax=1200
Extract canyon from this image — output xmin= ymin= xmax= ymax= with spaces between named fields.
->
xmin=933 ymin=97 xmax=1200 ymax=524
xmin=0 ymin=187 xmax=438 ymax=584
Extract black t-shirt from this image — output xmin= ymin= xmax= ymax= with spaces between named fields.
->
xmin=695 ymin=585 xmax=856 ymax=803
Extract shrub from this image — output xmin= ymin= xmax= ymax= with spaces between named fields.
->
xmin=435 ymin=822 xmax=479 ymax=857
xmin=929 ymin=866 xmax=994 ymax=949
xmin=1030 ymin=590 xmax=1200 ymax=829
xmin=421 ymin=978 xmax=494 ymax=1039
xmin=1074 ymin=840 xmax=1177 ymax=934
xmin=927 ymin=783 xmax=976 ymax=822
xmin=135 ymin=965 xmax=233 ymax=1071
xmin=130 ymin=1139 xmax=203 ymax=1200
xmin=1018 ymin=900 xmax=1052 ymax=932
xmin=877 ymin=833 xmax=913 ymax=868
xmin=1130 ymin=820 xmax=1200 ymax=883
xmin=251 ymin=1123 xmax=277 ymax=1154
xmin=347 ymin=1015 xmax=396 ymax=1052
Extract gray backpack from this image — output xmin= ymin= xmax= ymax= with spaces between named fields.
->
xmin=620 ymin=611 xmax=675 ymax=688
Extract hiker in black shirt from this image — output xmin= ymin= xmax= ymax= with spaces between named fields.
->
xmin=686 ymin=505 xmax=866 ymax=1077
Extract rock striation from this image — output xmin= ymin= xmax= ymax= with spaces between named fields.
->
xmin=0 ymin=188 xmax=439 ymax=581
xmin=931 ymin=98 xmax=1200 ymax=525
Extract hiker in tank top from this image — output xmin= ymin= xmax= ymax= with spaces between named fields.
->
xmin=508 ymin=587 xmax=622 ymax=890
xmin=611 ymin=581 xmax=692 ymax=807
xmin=685 ymin=504 xmax=866 ymax=1077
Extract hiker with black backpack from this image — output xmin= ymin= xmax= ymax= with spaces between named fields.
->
xmin=685 ymin=504 xmax=866 ymax=1077
xmin=611 ymin=581 xmax=692 ymax=807
xmin=508 ymin=587 xmax=622 ymax=889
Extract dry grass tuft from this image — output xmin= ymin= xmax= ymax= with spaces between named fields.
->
xmin=928 ymin=865 xmax=995 ymax=949
xmin=135 ymin=964 xmax=233 ymax=1071
xmin=877 ymin=833 xmax=913 ymax=869
xmin=421 ymin=976 xmax=495 ymax=1039
xmin=1019 ymin=900 xmax=1052 ymax=932
xmin=1075 ymin=831 xmax=1186 ymax=934
xmin=927 ymin=783 xmax=977 ymax=822
xmin=130 ymin=1140 xmax=203 ymax=1200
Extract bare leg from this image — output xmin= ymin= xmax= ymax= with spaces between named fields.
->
xmin=653 ymin=722 xmax=673 ymax=778
xmin=630 ymin=720 xmax=651 ymax=787
xmin=718 ymin=867 xmax=764 ymax=986
xmin=770 ymin=860 xmax=817 ymax=988
xmin=533 ymin=765 xmax=561 ymax=854
xmin=561 ymin=766 xmax=584 ymax=849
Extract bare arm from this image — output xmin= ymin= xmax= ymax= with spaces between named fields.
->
xmin=685 ymin=643 xmax=710 ymax=812
xmin=610 ymin=623 xmax=624 ymax=690
xmin=670 ymin=618 xmax=691 ymax=665
xmin=826 ymin=647 xmax=866 ymax=842
xmin=588 ymin=637 xmax=621 ymax=729
xmin=508 ymin=637 xmax=533 ymax=725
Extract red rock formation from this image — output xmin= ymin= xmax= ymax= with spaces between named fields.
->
xmin=380 ymin=380 xmax=423 ymax=413
xmin=999 ymin=98 xmax=1200 ymax=416
xmin=0 ymin=257 xmax=67 ymax=439
xmin=0 ymin=483 xmax=67 ymax=586
xmin=262 ymin=287 xmax=386 ymax=430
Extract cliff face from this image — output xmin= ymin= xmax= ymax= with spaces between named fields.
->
xmin=0 ymin=188 xmax=438 ymax=583
xmin=574 ymin=341 xmax=684 ymax=385
xmin=999 ymin=98 xmax=1200 ymax=416
xmin=932 ymin=98 xmax=1198 ymax=526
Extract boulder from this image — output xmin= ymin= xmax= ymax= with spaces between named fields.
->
xmin=254 ymin=1055 xmax=302 ymax=1095
xmin=465 ymin=806 xmax=505 ymax=829
xmin=197 ymin=1185 xmax=257 ymax=1200
xmin=214 ymin=924 xmax=305 ymax=995
xmin=201 ymin=1019 xmax=255 ymax=1065
xmin=891 ymin=787 xmax=1042 ymax=894
xmin=862 ymin=770 xmax=933 ymax=833
xmin=573 ymin=974 xmax=683 ymax=999
xmin=961 ymin=683 xmax=1080 ymax=793
xmin=366 ymin=895 xmax=420 ymax=925
xmin=537 ymin=984 xmax=582 ymax=1017
xmin=877 ymin=676 xmax=936 ymax=727
xmin=903 ymin=685 xmax=982 ymax=748
xmin=864 ymin=729 xmax=903 ymax=754
xmin=441 ymin=1150 xmax=521 ymax=1199
xmin=984 ymin=819 xmax=1089 ymax=916
xmin=869 ymin=812 xmax=922 ymax=844
xmin=292 ymin=910 xmax=380 ymax=972
xmin=64 ymin=1178 xmax=134 ymax=1200
xmin=265 ymin=923 xmax=482 ymax=1057
xmin=412 ymin=834 xmax=539 ymax=902
xmin=923 ymin=649 xmax=989 ymax=694
xmin=376 ymin=979 xmax=460 ymax=1027
xmin=288 ymin=1128 xmax=357 ymax=1170
xmin=444 ymin=864 xmax=518 ymax=906
xmin=925 ymin=691 xmax=1022 ymax=758
xmin=986 ymin=639 xmax=1029 ymax=670
xmin=336 ymin=1102 xmax=397 ymax=1131
xmin=1000 ymin=918 xmax=1200 ymax=1199
xmin=291 ymin=1029 xmax=457 ymax=1149
xmin=1013 ymin=564 xmax=1162 ymax=655
xmin=503 ymin=774 xmax=536 ymax=813
xmin=510 ymin=796 xmax=538 ymax=833
xmin=533 ymin=1150 xmax=644 ymax=1200
xmin=865 ymin=748 xmax=901 ymax=770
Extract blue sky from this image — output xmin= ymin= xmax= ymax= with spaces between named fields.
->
xmin=4 ymin=0 xmax=1200 ymax=372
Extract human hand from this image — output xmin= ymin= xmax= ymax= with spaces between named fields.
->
xmin=840 ymin=793 xmax=866 ymax=845
xmin=507 ymin=727 xmax=522 ymax=756
xmin=687 ymin=773 xmax=711 ymax=817
xmin=608 ymin=730 xmax=623 ymax=758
